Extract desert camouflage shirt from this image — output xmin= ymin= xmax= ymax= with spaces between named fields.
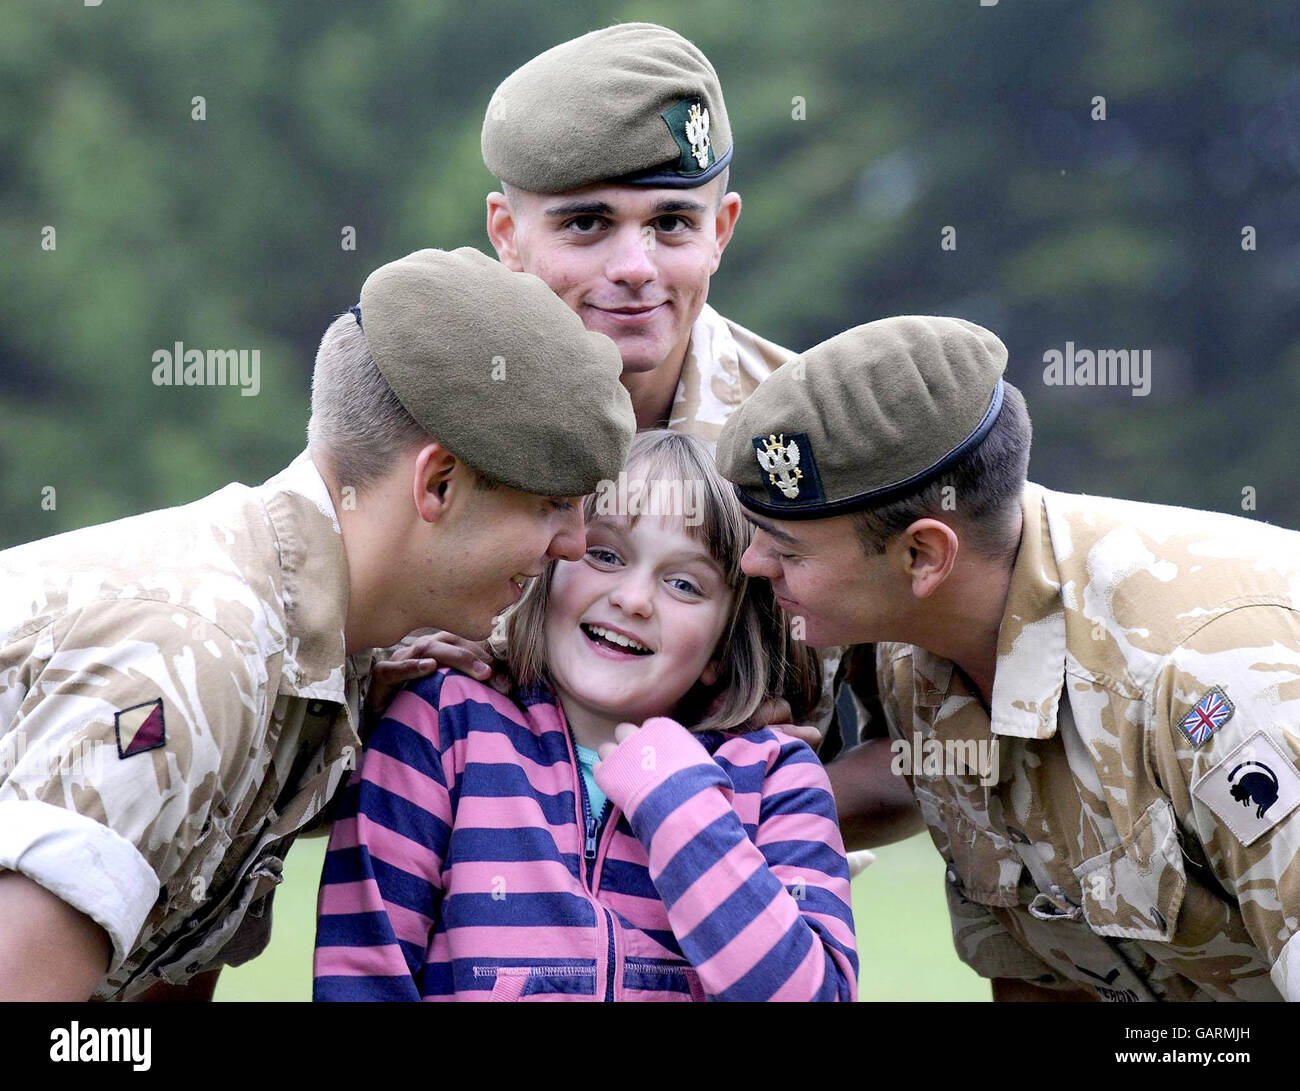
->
xmin=0 ymin=451 xmax=368 ymax=1000
xmin=875 ymin=482 xmax=1300 ymax=1001
xmin=667 ymin=302 xmax=792 ymax=445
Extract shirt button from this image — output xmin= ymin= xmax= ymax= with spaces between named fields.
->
xmin=945 ymin=866 xmax=960 ymax=884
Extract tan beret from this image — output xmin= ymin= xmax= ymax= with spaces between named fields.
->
xmin=358 ymin=247 xmax=634 ymax=496
xmin=716 ymin=317 xmax=1008 ymax=518
xmin=482 ymin=22 xmax=731 ymax=193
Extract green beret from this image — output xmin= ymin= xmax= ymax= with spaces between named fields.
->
xmin=358 ymin=247 xmax=634 ymax=496
xmin=482 ymin=22 xmax=731 ymax=193
xmin=716 ymin=317 xmax=1008 ymax=518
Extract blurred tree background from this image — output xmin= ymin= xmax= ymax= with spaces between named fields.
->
xmin=2 ymin=0 xmax=1298 ymax=1001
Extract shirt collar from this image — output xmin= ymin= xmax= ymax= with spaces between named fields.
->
xmin=685 ymin=302 xmax=737 ymax=371
xmin=988 ymin=482 xmax=1068 ymax=740
xmin=668 ymin=303 xmax=744 ymax=440
xmin=257 ymin=450 xmax=352 ymax=701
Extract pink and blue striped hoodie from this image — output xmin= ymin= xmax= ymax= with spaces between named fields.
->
xmin=313 ymin=669 xmax=858 ymax=1001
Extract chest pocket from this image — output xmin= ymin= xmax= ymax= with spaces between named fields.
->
xmin=913 ymin=783 xmax=1023 ymax=908
xmin=1072 ymin=797 xmax=1185 ymax=942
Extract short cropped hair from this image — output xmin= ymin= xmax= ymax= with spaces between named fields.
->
xmin=851 ymin=381 xmax=1033 ymax=562
xmin=306 ymin=313 xmax=499 ymax=493
xmin=712 ymin=167 xmax=730 ymax=207
xmin=496 ymin=430 xmax=820 ymax=731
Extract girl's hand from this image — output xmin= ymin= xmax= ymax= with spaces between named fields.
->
xmin=594 ymin=721 xmax=640 ymax=764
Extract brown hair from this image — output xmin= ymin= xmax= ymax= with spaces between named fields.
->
xmin=495 ymin=430 xmax=820 ymax=732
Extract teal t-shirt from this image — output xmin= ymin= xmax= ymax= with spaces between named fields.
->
xmin=574 ymin=743 xmax=609 ymax=820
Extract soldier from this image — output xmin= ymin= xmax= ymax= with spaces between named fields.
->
xmin=0 ymin=247 xmax=634 ymax=1000
xmin=391 ymin=22 xmax=847 ymax=743
xmin=482 ymin=21 xmax=783 ymax=443
xmin=716 ymin=315 xmax=1300 ymax=1001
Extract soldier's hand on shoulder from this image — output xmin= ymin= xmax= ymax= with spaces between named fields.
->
xmin=368 ymin=631 xmax=501 ymax=714
xmin=743 ymin=697 xmax=822 ymax=750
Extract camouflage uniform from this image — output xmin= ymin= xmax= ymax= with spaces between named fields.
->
xmin=0 ymin=451 xmax=367 ymax=1000
xmin=873 ymin=482 xmax=1300 ymax=1001
xmin=668 ymin=303 xmax=791 ymax=444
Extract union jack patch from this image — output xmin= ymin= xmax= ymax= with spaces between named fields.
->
xmin=1177 ymin=686 xmax=1234 ymax=748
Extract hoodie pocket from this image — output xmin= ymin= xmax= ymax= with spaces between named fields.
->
xmin=621 ymin=958 xmax=706 ymax=1000
xmin=488 ymin=967 xmax=530 ymax=1002
xmin=475 ymin=964 xmax=599 ymax=1000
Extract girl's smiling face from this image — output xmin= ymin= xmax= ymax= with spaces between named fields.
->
xmin=543 ymin=501 xmax=736 ymax=739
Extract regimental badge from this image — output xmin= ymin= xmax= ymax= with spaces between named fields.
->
xmin=114 ymin=698 xmax=166 ymax=759
xmin=751 ymin=431 xmax=826 ymax=507
xmin=685 ymin=102 xmax=711 ymax=169
xmin=661 ymin=98 xmax=714 ymax=174
xmin=755 ymin=434 xmax=803 ymax=498
xmin=1177 ymin=685 xmax=1234 ymax=748
xmin=1192 ymin=729 xmax=1300 ymax=846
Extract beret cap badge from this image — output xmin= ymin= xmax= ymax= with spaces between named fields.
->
xmin=755 ymin=433 xmax=804 ymax=499
xmin=685 ymin=102 xmax=711 ymax=169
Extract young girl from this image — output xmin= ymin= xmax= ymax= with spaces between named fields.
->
xmin=314 ymin=431 xmax=858 ymax=1001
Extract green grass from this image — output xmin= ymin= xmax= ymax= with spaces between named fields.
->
xmin=851 ymin=836 xmax=989 ymax=1001
xmin=215 ymin=832 xmax=988 ymax=1001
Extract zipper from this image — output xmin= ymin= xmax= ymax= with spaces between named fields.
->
xmin=585 ymin=799 xmax=612 ymax=877
xmin=591 ymin=800 xmax=617 ymax=1002
xmin=602 ymin=904 xmax=616 ymax=1002
xmin=560 ymin=712 xmax=619 ymax=1001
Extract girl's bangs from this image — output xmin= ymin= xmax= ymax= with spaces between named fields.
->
xmin=582 ymin=431 xmax=750 ymax=586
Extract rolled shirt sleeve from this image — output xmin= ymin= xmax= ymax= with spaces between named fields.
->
xmin=0 ymin=799 xmax=158 ymax=971
xmin=0 ymin=597 xmax=263 ymax=971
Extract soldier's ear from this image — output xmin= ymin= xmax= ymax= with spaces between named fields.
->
xmin=709 ymin=190 xmax=741 ymax=273
xmin=486 ymin=191 xmax=525 ymax=272
xmin=412 ymin=442 xmax=459 ymax=523
xmin=897 ymin=518 xmax=959 ymax=599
